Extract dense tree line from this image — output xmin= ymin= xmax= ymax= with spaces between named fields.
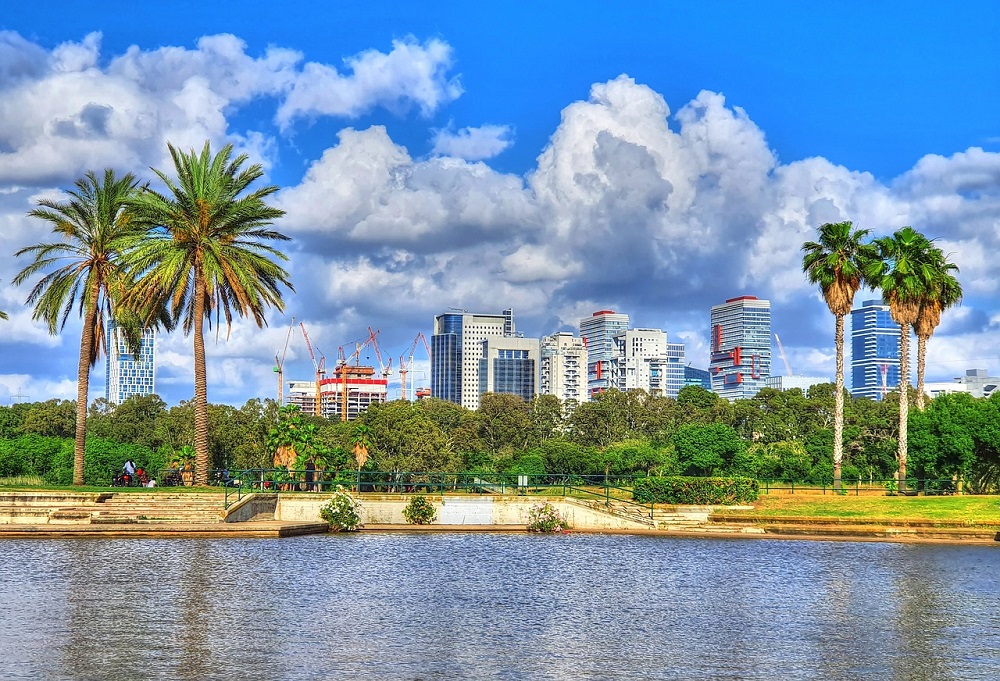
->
xmin=4 ymin=385 xmax=1000 ymax=491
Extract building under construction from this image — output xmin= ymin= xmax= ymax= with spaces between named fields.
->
xmin=286 ymin=366 xmax=388 ymax=420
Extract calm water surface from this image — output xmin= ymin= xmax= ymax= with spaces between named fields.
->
xmin=2 ymin=533 xmax=1000 ymax=680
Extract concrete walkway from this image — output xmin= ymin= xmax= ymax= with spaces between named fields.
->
xmin=0 ymin=520 xmax=330 ymax=539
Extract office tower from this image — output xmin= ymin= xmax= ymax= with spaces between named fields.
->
xmin=479 ymin=336 xmax=540 ymax=403
xmin=611 ymin=328 xmax=686 ymax=399
xmin=850 ymin=299 xmax=901 ymax=400
xmin=432 ymin=308 xmax=515 ymax=410
xmin=709 ymin=296 xmax=771 ymax=401
xmin=105 ymin=326 xmax=156 ymax=404
xmin=684 ymin=366 xmax=711 ymax=390
xmin=540 ymin=333 xmax=588 ymax=406
xmin=580 ymin=309 xmax=629 ymax=399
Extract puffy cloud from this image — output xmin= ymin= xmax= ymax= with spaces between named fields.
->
xmin=276 ymin=37 xmax=462 ymax=128
xmin=4 ymin=32 xmax=1000 ymax=404
xmin=431 ymin=124 xmax=513 ymax=160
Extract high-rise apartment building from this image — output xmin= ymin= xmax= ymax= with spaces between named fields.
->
xmin=479 ymin=336 xmax=540 ymax=403
xmin=709 ymin=296 xmax=771 ymax=401
xmin=580 ymin=310 xmax=629 ymax=399
xmin=105 ymin=325 xmax=156 ymax=404
xmin=431 ymin=308 xmax=515 ymax=410
xmin=850 ymin=299 xmax=901 ymax=400
xmin=540 ymin=333 xmax=588 ymax=405
xmin=611 ymin=328 xmax=686 ymax=398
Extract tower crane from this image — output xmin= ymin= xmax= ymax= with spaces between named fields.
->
xmin=774 ymin=334 xmax=793 ymax=376
xmin=337 ymin=330 xmax=377 ymax=421
xmin=300 ymin=322 xmax=326 ymax=417
xmin=399 ymin=332 xmax=431 ymax=401
xmin=367 ymin=326 xmax=392 ymax=380
xmin=272 ymin=316 xmax=295 ymax=406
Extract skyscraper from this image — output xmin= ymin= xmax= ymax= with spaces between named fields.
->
xmin=105 ymin=325 xmax=156 ymax=404
xmin=709 ymin=296 xmax=771 ymax=401
xmin=580 ymin=309 xmax=629 ymax=399
xmin=850 ymin=299 xmax=901 ymax=400
xmin=431 ymin=308 xmax=515 ymax=410
xmin=540 ymin=332 xmax=588 ymax=405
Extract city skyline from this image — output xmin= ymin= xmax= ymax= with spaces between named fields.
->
xmin=1 ymin=4 xmax=998 ymax=407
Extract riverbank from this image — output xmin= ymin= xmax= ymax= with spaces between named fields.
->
xmin=2 ymin=490 xmax=999 ymax=544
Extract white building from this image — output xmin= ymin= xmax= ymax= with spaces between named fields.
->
xmin=764 ymin=375 xmax=830 ymax=393
xmin=105 ymin=326 xmax=155 ymax=404
xmin=540 ymin=332 xmax=588 ymax=406
xmin=612 ymin=328 xmax=686 ymax=399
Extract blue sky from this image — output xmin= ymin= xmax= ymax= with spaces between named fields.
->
xmin=1 ymin=2 xmax=999 ymax=406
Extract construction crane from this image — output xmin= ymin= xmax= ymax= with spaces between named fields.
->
xmin=399 ymin=332 xmax=431 ymax=401
xmin=368 ymin=326 xmax=392 ymax=380
xmin=337 ymin=330 xmax=377 ymax=421
xmin=300 ymin=322 xmax=326 ymax=417
xmin=272 ymin=316 xmax=295 ymax=406
xmin=774 ymin=334 xmax=793 ymax=376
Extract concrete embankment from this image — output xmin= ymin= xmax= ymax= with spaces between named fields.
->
xmin=2 ymin=491 xmax=999 ymax=544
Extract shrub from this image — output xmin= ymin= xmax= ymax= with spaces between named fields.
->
xmin=402 ymin=495 xmax=437 ymax=525
xmin=319 ymin=486 xmax=363 ymax=532
xmin=633 ymin=476 xmax=759 ymax=505
xmin=526 ymin=502 xmax=569 ymax=533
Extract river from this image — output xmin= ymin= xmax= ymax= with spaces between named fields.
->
xmin=2 ymin=533 xmax=999 ymax=680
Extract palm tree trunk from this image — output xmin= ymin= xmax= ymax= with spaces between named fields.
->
xmin=193 ymin=273 xmax=210 ymax=486
xmin=833 ymin=313 xmax=845 ymax=492
xmin=73 ymin=286 xmax=100 ymax=486
xmin=915 ymin=335 xmax=928 ymax=411
xmin=898 ymin=324 xmax=910 ymax=493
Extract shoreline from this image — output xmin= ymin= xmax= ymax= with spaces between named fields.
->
xmin=2 ymin=520 xmax=998 ymax=545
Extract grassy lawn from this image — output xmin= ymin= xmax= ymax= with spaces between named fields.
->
xmin=727 ymin=494 xmax=1000 ymax=524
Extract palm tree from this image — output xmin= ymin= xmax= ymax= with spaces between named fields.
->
xmin=913 ymin=251 xmax=962 ymax=410
xmin=801 ymin=221 xmax=876 ymax=492
xmin=866 ymin=226 xmax=937 ymax=492
xmin=13 ymin=170 xmax=145 ymax=485
xmin=128 ymin=142 xmax=292 ymax=486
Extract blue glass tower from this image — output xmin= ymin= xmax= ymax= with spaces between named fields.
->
xmin=850 ymin=299 xmax=901 ymax=400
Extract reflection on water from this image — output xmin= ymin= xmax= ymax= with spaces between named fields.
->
xmin=2 ymin=534 xmax=1000 ymax=680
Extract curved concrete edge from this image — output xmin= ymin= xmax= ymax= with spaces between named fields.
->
xmin=0 ymin=521 xmax=329 ymax=539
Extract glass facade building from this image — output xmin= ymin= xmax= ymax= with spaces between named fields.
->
xmin=479 ymin=341 xmax=539 ymax=403
xmin=709 ymin=296 xmax=771 ymax=401
xmin=105 ymin=325 xmax=156 ymax=404
xmin=431 ymin=309 xmax=516 ymax=410
xmin=580 ymin=310 xmax=629 ymax=399
xmin=850 ymin=299 xmax=901 ymax=401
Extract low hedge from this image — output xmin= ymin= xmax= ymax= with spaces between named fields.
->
xmin=633 ymin=476 xmax=759 ymax=505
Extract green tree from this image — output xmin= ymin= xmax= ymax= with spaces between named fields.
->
xmin=477 ymin=393 xmax=532 ymax=453
xmin=673 ymin=423 xmax=745 ymax=476
xmin=13 ymin=170 xmax=147 ymax=485
xmin=128 ymin=142 xmax=293 ymax=485
xmin=802 ymin=220 xmax=875 ymax=491
xmin=866 ymin=226 xmax=937 ymax=491
xmin=19 ymin=399 xmax=77 ymax=439
xmin=913 ymin=250 xmax=962 ymax=410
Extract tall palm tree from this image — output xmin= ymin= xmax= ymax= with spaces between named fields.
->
xmin=13 ymin=170 xmax=145 ymax=485
xmin=801 ymin=221 xmax=876 ymax=492
xmin=913 ymin=250 xmax=962 ymax=410
xmin=128 ymin=141 xmax=293 ymax=486
xmin=866 ymin=226 xmax=936 ymax=492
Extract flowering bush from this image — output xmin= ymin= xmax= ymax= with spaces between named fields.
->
xmin=402 ymin=495 xmax=437 ymax=525
xmin=319 ymin=486 xmax=363 ymax=532
xmin=526 ymin=502 xmax=569 ymax=533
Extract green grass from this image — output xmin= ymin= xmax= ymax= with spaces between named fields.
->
xmin=728 ymin=494 xmax=1000 ymax=524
